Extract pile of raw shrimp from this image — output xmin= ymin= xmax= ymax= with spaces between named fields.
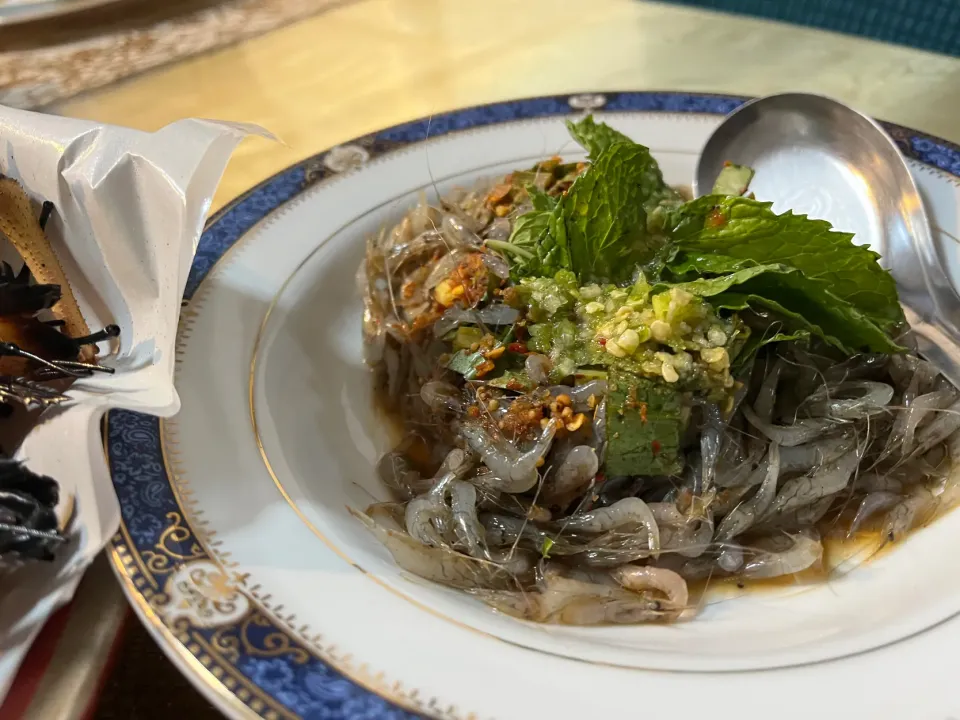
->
xmin=357 ymin=185 xmax=960 ymax=626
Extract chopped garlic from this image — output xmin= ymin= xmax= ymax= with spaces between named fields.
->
xmin=605 ymin=340 xmax=626 ymax=358
xmin=617 ymin=328 xmax=640 ymax=354
xmin=662 ymin=362 xmax=680 ymax=383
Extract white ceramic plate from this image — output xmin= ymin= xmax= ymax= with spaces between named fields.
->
xmin=106 ymin=92 xmax=960 ymax=720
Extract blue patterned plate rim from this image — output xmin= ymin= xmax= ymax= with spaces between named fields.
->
xmin=104 ymin=90 xmax=960 ymax=720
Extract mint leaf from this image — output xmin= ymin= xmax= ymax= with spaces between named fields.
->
xmin=712 ymin=284 xmax=898 ymax=354
xmin=502 ymin=117 xmax=678 ymax=282
xmin=656 ymin=253 xmax=901 ymax=354
xmin=663 ymin=251 xmax=748 ymax=278
xmin=497 ymin=211 xmax=551 ymax=275
xmin=606 ymin=370 xmax=684 ymax=476
xmin=653 ymin=263 xmax=793 ymax=297
xmin=565 ymin=115 xmax=633 ymax=160
xmin=734 ymin=329 xmax=808 ymax=372
xmin=667 ymin=195 xmax=904 ymax=334
xmin=737 ymin=273 xmax=900 ymax=353
xmin=528 ymin=185 xmax=558 ymax=212
xmin=562 ymin=141 xmax=667 ymax=282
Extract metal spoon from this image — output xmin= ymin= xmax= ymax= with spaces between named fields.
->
xmin=694 ymin=92 xmax=960 ymax=385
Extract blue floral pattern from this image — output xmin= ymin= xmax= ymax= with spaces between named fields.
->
xmin=108 ymin=92 xmax=960 ymax=720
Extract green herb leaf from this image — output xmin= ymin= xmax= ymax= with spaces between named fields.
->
xmin=711 ymin=285 xmax=898 ymax=354
xmin=654 ymin=259 xmax=898 ymax=354
xmin=711 ymin=163 xmax=754 ymax=196
xmin=528 ymin=186 xmax=558 ymax=212
xmin=565 ymin=115 xmax=633 ymax=160
xmin=562 ymin=141 xmax=669 ymax=282
xmin=606 ymin=370 xmax=684 ymax=476
xmin=653 ymin=262 xmax=793 ymax=297
xmin=541 ymin=537 xmax=555 ymax=559
xmin=486 ymin=369 xmax=535 ymax=392
xmin=446 ymin=350 xmax=486 ymax=379
xmin=504 ymin=117 xmax=677 ymax=283
xmin=498 ymin=210 xmax=553 ymax=276
xmin=732 ymin=326 xmax=809 ymax=372
xmin=666 ymin=195 xmax=904 ymax=334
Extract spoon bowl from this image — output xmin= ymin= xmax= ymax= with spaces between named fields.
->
xmin=694 ymin=92 xmax=960 ymax=384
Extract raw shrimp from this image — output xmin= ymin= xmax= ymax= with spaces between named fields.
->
xmin=802 ymin=381 xmax=894 ymax=419
xmin=741 ymin=532 xmax=822 ymax=579
xmin=460 ymin=418 xmax=559 ymax=493
xmin=753 ymin=358 xmax=784 ymax=421
xmin=611 ymin=566 xmax=689 ymax=611
xmin=360 ymin=159 xmax=960 ymax=626
xmin=675 ymin=555 xmax=720 ymax=580
xmin=716 ymin=444 xmax=780 ymax=541
xmin=484 ymin=492 xmax=552 ymax=522
xmin=450 ymin=480 xmax=489 ymax=559
xmin=847 ymin=491 xmax=900 ymax=537
xmin=574 ymin=547 xmax=654 ymax=567
xmin=712 ymin=484 xmax=755 ymax=516
xmin=591 ymin=396 xmax=607 ymax=454
xmin=405 ymin=496 xmax=449 ymax=546
xmin=376 ymin=450 xmax=426 ymax=499
xmin=882 ymin=486 xmax=937 ymax=543
xmin=404 ymin=449 xmax=474 ymax=545
xmin=558 ymin=497 xmax=661 ymax=554
xmin=902 ymin=390 xmax=960 ymax=453
xmin=420 ymin=381 xmax=463 ymax=412
xmin=854 ymin=472 xmax=903 ymax=494
xmin=648 ymin=502 xmax=712 ymax=557
xmin=669 ymin=518 xmax=714 ymax=558
xmin=474 ymin=573 xmax=665 ymax=625
xmin=352 ymin=508 xmax=520 ymax=590
xmin=542 ymin=445 xmax=599 ymax=507
xmin=823 ymin=353 xmax=889 ymax=382
xmin=778 ymin=433 xmax=856 ymax=473
xmin=698 ymin=403 xmax=724 ymax=501
xmin=794 ymin=496 xmax=835 ymax=526
xmin=525 ymin=354 xmax=552 ymax=385
xmin=717 ymin=545 xmax=744 ymax=572
xmin=440 ymin=213 xmax=484 ymax=248
xmin=482 ymin=513 xmax=549 ymax=549
xmin=889 ymin=354 xmax=940 ymax=393
xmin=882 ymin=370 xmax=920 ymax=460
xmin=742 ymin=405 xmax=844 ymax=447
xmin=767 ymin=447 xmax=861 ymax=516
xmin=433 ymin=304 xmax=518 ymax=336
xmin=714 ymin=446 xmax=764 ymax=487
xmin=599 ymin=475 xmax=645 ymax=507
